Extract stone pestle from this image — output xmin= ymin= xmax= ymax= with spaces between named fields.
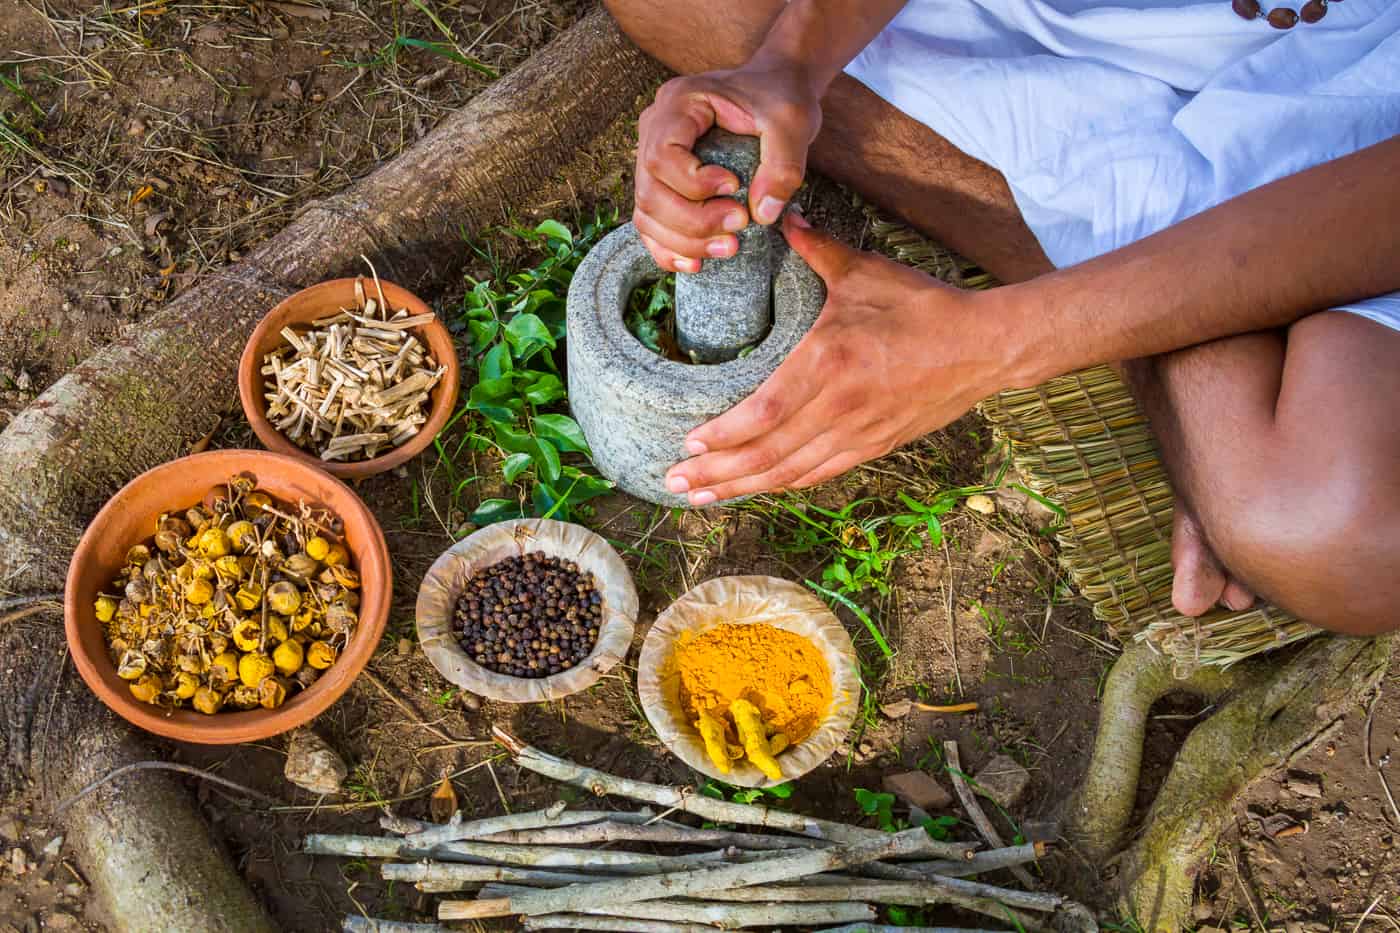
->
xmin=674 ymin=130 xmax=774 ymax=363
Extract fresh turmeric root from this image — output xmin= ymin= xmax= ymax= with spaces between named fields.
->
xmin=695 ymin=708 xmax=732 ymax=774
xmin=730 ymin=698 xmax=783 ymax=780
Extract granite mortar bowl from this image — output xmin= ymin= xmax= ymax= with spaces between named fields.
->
xmin=65 ymin=449 xmax=393 ymax=744
xmin=238 ymin=277 xmax=459 ymax=480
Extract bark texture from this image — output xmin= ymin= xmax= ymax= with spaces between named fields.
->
xmin=0 ymin=10 xmax=666 ymax=932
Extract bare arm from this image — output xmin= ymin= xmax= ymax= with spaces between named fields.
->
xmin=665 ymin=137 xmax=1400 ymax=505
xmin=999 ymin=136 xmax=1400 ymax=387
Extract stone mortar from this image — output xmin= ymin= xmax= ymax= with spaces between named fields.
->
xmin=567 ymin=223 xmax=825 ymax=506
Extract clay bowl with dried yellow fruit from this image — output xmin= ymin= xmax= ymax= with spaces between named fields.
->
xmin=637 ymin=576 xmax=861 ymax=788
xmin=238 ymin=276 xmax=459 ymax=479
xmin=65 ymin=449 xmax=391 ymax=744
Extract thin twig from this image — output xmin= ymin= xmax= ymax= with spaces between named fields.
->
xmin=1227 ymin=845 xmax=1267 ymax=933
xmin=361 ymin=668 xmax=476 ymax=747
xmin=1352 ymin=895 xmax=1385 ymax=933
xmin=55 ymin=761 xmax=280 ymax=814
xmin=0 ymin=591 xmax=62 ymax=612
xmin=941 ymin=537 xmax=963 ymax=697
xmin=1364 ymin=685 xmax=1383 ymax=768
xmin=943 ymin=741 xmax=1035 ymax=889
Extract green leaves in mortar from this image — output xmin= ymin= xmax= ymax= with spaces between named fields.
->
xmin=459 ymin=216 xmax=616 ymax=526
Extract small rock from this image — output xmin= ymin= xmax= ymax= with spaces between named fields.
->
xmin=9 ymin=847 xmax=28 ymax=874
xmin=857 ymin=742 xmax=874 ymax=757
xmin=973 ymin=754 xmax=1031 ymax=809
xmin=14 ymin=371 xmax=32 ymax=393
xmin=44 ymin=913 xmax=78 ymax=932
xmin=396 ymin=637 xmax=412 ymax=657
xmin=40 ymin=835 xmax=62 ymax=859
xmin=964 ymin=493 xmax=996 ymax=515
xmin=126 ymin=117 xmax=146 ymax=137
xmin=0 ymin=816 xmax=21 ymax=843
xmin=1284 ymin=772 xmax=1323 ymax=799
xmin=62 ymin=882 xmax=85 ymax=898
xmin=284 ymin=728 xmax=348 ymax=796
xmin=460 ymin=693 xmax=483 ymax=712
xmin=879 ymin=698 xmax=913 ymax=719
xmin=882 ymin=770 xmax=954 ymax=811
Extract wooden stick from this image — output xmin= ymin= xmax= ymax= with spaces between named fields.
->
xmin=305 ymin=834 xmax=755 ymax=872
xmin=342 ymin=919 xmax=445 ymax=933
xmin=663 ymin=879 xmax=1060 ymax=913
xmin=476 ymin=819 xmax=828 ymax=850
xmin=479 ymin=885 xmax=875 ymax=928
xmin=905 ymin=841 xmax=1046 ymax=879
xmin=522 ymin=917 xmax=713 ymax=933
xmin=494 ymin=727 xmax=969 ymax=854
xmin=943 ymin=741 xmax=1037 ymax=889
xmin=381 ymin=863 xmax=602 ymax=888
xmin=404 ymin=806 xmax=654 ymax=848
xmin=439 ymin=827 xmax=942 ymax=919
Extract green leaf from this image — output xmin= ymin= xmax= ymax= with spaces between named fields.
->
xmin=470 ymin=498 xmax=523 ymax=526
xmin=521 ymin=372 xmax=566 ymax=406
xmin=534 ymin=219 xmax=573 ymax=244
xmin=921 ymin=814 xmax=959 ymax=841
xmin=531 ymin=435 xmax=562 ymax=484
xmin=533 ymin=413 xmax=590 ymax=454
xmin=531 ymin=482 xmax=558 ymax=518
xmin=700 ymin=781 xmax=725 ymax=800
xmin=504 ymin=312 xmax=556 ymax=363
xmin=731 ymin=789 xmax=763 ymax=804
xmin=492 ymin=423 xmax=536 ymax=455
xmin=764 ymin=781 xmax=795 ymax=799
xmin=392 ymin=36 xmax=497 ymax=77
xmin=501 ymin=452 xmax=533 ymax=483
xmin=925 ymin=515 xmax=943 ymax=547
xmin=471 ymin=376 xmax=516 ymax=402
xmin=481 ymin=342 xmax=513 ymax=381
xmin=466 ymin=318 xmax=498 ymax=351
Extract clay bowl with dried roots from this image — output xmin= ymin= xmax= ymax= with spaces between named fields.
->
xmin=65 ymin=449 xmax=392 ymax=744
xmin=238 ymin=276 xmax=459 ymax=479
xmin=416 ymin=518 xmax=639 ymax=703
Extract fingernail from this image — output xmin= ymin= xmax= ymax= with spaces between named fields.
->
xmin=676 ymin=257 xmax=701 ymax=273
xmin=690 ymin=490 xmax=718 ymax=506
xmin=788 ymin=210 xmax=811 ymax=229
xmin=667 ymin=475 xmax=690 ymax=494
xmin=756 ymin=196 xmax=784 ymax=225
xmin=706 ymin=238 xmax=734 ymax=258
xmin=684 ymin=438 xmax=708 ymax=455
xmin=722 ymin=211 xmax=746 ymax=233
xmin=717 ymin=181 xmax=739 ymax=196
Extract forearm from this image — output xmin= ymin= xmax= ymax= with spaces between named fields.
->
xmin=993 ymin=135 xmax=1400 ymax=388
xmin=746 ymin=0 xmax=909 ymax=95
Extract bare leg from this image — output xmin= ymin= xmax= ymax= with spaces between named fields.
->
xmin=1124 ymin=313 xmax=1400 ymax=635
xmin=604 ymin=0 xmax=1052 ymax=283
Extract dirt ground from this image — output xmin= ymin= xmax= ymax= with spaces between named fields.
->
xmin=3 ymin=2 xmax=1399 ymax=932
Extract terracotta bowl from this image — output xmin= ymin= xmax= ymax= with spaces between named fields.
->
xmin=65 ymin=449 xmax=392 ymax=745
xmin=238 ymin=277 xmax=460 ymax=479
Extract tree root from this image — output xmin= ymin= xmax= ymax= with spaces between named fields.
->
xmin=1067 ymin=636 xmax=1392 ymax=931
xmin=0 ymin=11 xmax=666 ymax=932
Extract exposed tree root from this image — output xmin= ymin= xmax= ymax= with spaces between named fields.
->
xmin=0 ymin=11 xmax=666 ymax=932
xmin=1067 ymin=636 xmax=1392 ymax=931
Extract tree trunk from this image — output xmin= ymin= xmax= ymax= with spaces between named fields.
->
xmin=0 ymin=10 xmax=666 ymax=931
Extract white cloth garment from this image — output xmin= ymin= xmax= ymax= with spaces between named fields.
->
xmin=844 ymin=0 xmax=1400 ymax=330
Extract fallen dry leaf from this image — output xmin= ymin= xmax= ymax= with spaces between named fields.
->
xmin=144 ymin=212 xmax=171 ymax=238
xmin=430 ymin=775 xmax=458 ymax=824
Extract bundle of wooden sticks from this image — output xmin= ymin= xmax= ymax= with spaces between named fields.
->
xmin=312 ymin=729 xmax=1088 ymax=933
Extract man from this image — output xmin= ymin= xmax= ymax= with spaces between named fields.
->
xmin=604 ymin=0 xmax=1400 ymax=635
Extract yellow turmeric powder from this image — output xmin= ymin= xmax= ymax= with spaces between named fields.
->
xmin=673 ymin=623 xmax=832 ymax=754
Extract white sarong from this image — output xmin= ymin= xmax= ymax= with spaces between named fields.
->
xmin=844 ymin=0 xmax=1400 ymax=330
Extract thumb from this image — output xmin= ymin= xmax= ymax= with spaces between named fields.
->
xmin=750 ymin=128 xmax=809 ymax=225
xmin=782 ymin=212 xmax=854 ymax=283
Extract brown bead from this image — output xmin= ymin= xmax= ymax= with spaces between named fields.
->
xmin=1233 ymin=0 xmax=1262 ymax=18
xmin=1267 ymin=6 xmax=1299 ymax=27
xmin=1300 ymin=0 xmax=1327 ymax=21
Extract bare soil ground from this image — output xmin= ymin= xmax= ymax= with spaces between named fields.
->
xmin=3 ymin=3 xmax=1399 ymax=932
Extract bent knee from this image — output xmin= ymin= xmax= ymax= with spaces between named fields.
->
xmin=1201 ymin=468 xmax=1400 ymax=636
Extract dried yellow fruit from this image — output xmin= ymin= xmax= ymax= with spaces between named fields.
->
xmin=116 ymin=650 xmax=147 ymax=680
xmin=232 ymin=620 xmax=262 ymax=653
xmin=193 ymin=687 xmax=223 ymax=715
xmin=239 ymin=652 xmax=275 ymax=688
xmin=323 ymin=543 xmax=348 ymax=567
xmin=273 ymin=639 xmax=304 ymax=676
xmin=283 ymin=553 xmax=319 ymax=579
xmin=197 ymin=526 xmax=230 ymax=558
xmin=173 ymin=672 xmax=199 ymax=699
xmin=326 ymin=565 xmax=360 ymax=589
xmin=227 ymin=520 xmax=256 ymax=551
xmin=185 ymin=577 xmax=214 ymax=605
xmin=129 ymin=674 xmax=163 ymax=704
xmin=307 ymin=641 xmax=337 ymax=670
xmin=94 ymin=596 xmax=118 ymax=623
xmin=305 ymin=536 xmax=330 ymax=561
xmin=258 ymin=677 xmax=289 ymax=710
xmin=244 ymin=491 xmax=273 ymax=515
xmin=234 ymin=582 xmax=263 ymax=612
xmin=229 ymin=685 xmax=261 ymax=709
xmin=266 ymin=616 xmax=290 ymax=643
xmin=125 ymin=544 xmax=151 ymax=566
xmin=214 ymin=555 xmax=244 ymax=583
xmin=291 ymin=608 xmax=316 ymax=632
xmin=267 ymin=580 xmax=302 ymax=615
xmin=209 ymin=651 xmax=239 ymax=685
